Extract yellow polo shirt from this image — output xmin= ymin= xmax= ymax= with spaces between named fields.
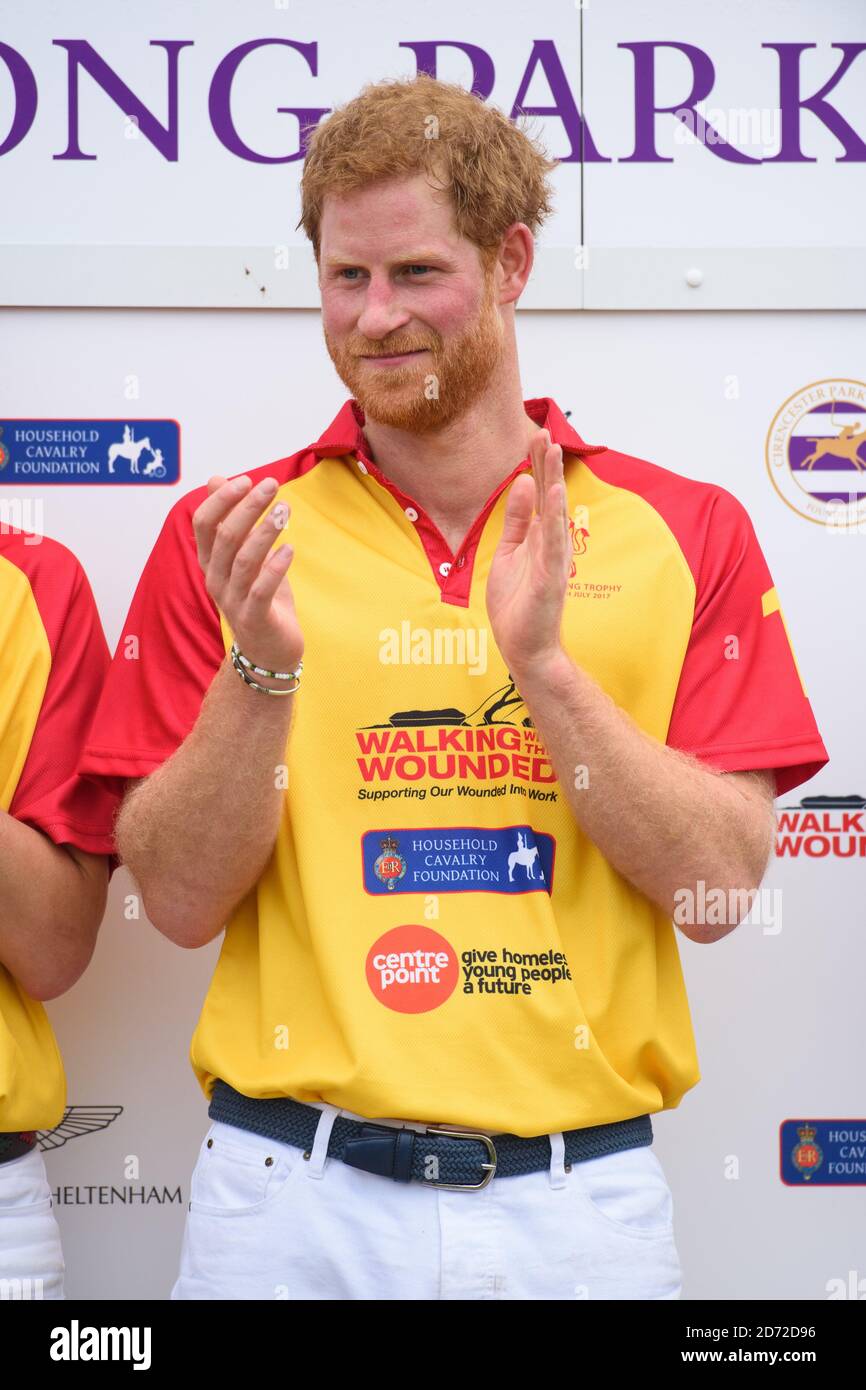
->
xmin=80 ymin=397 xmax=828 ymax=1136
xmin=1 ymin=533 xmax=120 ymax=1131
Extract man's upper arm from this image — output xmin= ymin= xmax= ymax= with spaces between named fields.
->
xmin=722 ymin=768 xmax=777 ymax=806
xmin=720 ymin=768 xmax=778 ymax=878
xmin=61 ymin=846 xmax=110 ymax=916
xmin=119 ymin=776 xmax=146 ymax=820
xmin=111 ymin=777 xmax=148 ymax=858
xmin=6 ymin=538 xmax=123 ymax=872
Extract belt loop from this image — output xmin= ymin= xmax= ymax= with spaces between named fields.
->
xmin=305 ymin=1104 xmax=340 ymax=1179
xmin=548 ymin=1131 xmax=567 ymax=1188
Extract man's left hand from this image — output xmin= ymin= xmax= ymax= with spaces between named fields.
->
xmin=486 ymin=428 xmax=571 ymax=680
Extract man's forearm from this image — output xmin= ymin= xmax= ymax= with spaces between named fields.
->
xmin=0 ymin=815 xmax=103 ymax=998
xmin=512 ymin=647 xmax=776 ymax=925
xmin=117 ymin=655 xmax=296 ymax=947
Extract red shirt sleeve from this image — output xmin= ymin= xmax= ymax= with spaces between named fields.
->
xmin=7 ymin=538 xmax=124 ymax=875
xmin=78 ymin=489 xmax=226 ymax=793
xmin=665 ymin=488 xmax=829 ymax=797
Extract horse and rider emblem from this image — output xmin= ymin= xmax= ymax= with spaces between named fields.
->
xmin=507 ymin=830 xmax=544 ymax=883
xmin=107 ymin=423 xmax=166 ymax=478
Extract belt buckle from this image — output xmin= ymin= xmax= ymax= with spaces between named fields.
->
xmin=422 ymin=1125 xmax=497 ymax=1190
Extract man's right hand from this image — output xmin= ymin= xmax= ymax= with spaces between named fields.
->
xmin=192 ymin=473 xmax=304 ymax=675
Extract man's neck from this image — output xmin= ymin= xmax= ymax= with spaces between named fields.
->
xmin=360 ymin=382 xmax=540 ymax=556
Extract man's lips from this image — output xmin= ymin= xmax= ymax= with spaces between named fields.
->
xmin=360 ymin=349 xmax=429 ymax=366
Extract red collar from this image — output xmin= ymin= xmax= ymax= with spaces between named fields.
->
xmin=310 ymin=396 xmax=605 ymax=460
xmin=305 ymin=396 xmax=606 ymax=609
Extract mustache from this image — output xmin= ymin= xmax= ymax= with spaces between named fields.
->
xmin=350 ymin=342 xmax=438 ymax=357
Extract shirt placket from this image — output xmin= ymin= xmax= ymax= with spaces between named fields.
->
xmin=353 ymin=446 xmax=533 ymax=609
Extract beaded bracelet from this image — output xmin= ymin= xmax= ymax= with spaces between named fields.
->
xmin=231 ymin=641 xmax=302 ymax=681
xmin=230 ymin=642 xmax=302 ymax=695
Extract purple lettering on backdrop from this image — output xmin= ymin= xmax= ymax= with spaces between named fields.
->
xmin=52 ymin=40 xmax=193 ymax=161
xmin=400 ymin=42 xmax=496 ymax=99
xmin=403 ymin=40 xmax=605 ymax=163
xmin=209 ymin=39 xmax=329 ymax=162
xmin=763 ymin=43 xmax=866 ymax=162
xmin=0 ymin=42 xmax=38 ymax=156
xmin=512 ymin=40 xmax=608 ymax=163
xmin=619 ymin=41 xmax=760 ymax=164
xmin=4 ymin=34 xmax=863 ymax=168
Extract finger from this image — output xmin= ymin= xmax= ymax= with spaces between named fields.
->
xmin=547 ymin=445 xmax=569 ymax=566
xmin=224 ymin=499 xmax=292 ymax=610
xmin=529 ymin=430 xmax=548 ymax=515
xmin=242 ymin=543 xmax=296 ymax=624
xmin=542 ymin=479 xmax=569 ymax=579
xmin=540 ymin=439 xmax=563 ymax=517
xmin=193 ymin=474 xmax=253 ymax=570
xmin=499 ymin=473 xmax=536 ymax=551
xmin=206 ymin=476 xmax=282 ymax=591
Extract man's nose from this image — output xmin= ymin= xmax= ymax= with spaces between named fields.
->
xmin=355 ymin=273 xmax=412 ymax=340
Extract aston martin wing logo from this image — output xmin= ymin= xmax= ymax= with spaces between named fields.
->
xmin=37 ymin=1105 xmax=123 ymax=1150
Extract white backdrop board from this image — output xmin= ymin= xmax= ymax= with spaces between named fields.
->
xmin=1 ymin=0 xmax=864 ymax=307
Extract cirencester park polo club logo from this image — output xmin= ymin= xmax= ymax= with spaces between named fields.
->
xmin=766 ymin=379 xmax=866 ymax=527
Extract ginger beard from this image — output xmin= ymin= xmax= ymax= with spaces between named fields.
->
xmin=322 ymin=261 xmax=504 ymax=434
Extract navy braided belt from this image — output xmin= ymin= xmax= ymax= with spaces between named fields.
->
xmin=208 ymin=1080 xmax=653 ymax=1190
xmin=0 ymin=1131 xmax=38 ymax=1166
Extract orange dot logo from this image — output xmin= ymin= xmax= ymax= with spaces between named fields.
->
xmin=366 ymin=925 xmax=458 ymax=1014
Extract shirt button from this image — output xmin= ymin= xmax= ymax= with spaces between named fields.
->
xmin=357 ymin=459 xmax=368 ymax=475
xmin=404 ymin=507 xmax=419 ymax=521
xmin=456 ymin=555 xmax=465 ymax=568
xmin=439 ymin=561 xmax=452 ymax=577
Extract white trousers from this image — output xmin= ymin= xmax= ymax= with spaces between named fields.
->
xmin=0 ymin=1146 xmax=65 ymax=1300
xmin=171 ymin=1111 xmax=683 ymax=1300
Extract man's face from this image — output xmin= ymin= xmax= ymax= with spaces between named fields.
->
xmin=318 ymin=173 xmax=504 ymax=434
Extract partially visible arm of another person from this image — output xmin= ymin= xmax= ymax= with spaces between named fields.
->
xmin=1 ymin=534 xmax=120 ymax=998
xmin=0 ymin=827 xmax=107 ymax=999
xmin=115 ymin=471 xmax=304 ymax=949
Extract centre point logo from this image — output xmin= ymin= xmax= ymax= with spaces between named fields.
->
xmin=365 ymin=925 xmax=458 ymax=1014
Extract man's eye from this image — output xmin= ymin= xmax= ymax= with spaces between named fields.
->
xmin=337 ymin=265 xmax=431 ymax=280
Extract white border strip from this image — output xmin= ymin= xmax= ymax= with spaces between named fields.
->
xmin=582 ymin=248 xmax=866 ymax=311
xmin=1 ymin=245 xmax=864 ymax=311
